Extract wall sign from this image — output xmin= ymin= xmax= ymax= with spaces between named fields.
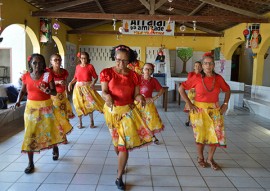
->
xmin=121 ymin=20 xmax=175 ymax=36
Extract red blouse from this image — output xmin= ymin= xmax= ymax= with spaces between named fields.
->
xmin=22 ymin=72 xmax=53 ymax=101
xmin=74 ymin=64 xmax=98 ymax=82
xmin=181 ymin=74 xmax=230 ymax=103
xmin=49 ymin=68 xmax=68 ymax=93
xmin=140 ymin=76 xmax=162 ymax=98
xmin=100 ymin=67 xmax=140 ymax=106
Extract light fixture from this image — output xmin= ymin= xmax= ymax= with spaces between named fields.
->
xmin=112 ymin=19 xmax=116 ymax=31
xmin=168 ymin=0 xmax=173 ymax=2
xmin=193 ymin=21 xmax=197 ymax=31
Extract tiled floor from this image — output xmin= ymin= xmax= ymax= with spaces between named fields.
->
xmin=1 ymin=103 xmax=270 ymax=191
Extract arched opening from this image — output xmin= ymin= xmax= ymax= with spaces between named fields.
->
xmin=0 ymin=24 xmax=40 ymax=85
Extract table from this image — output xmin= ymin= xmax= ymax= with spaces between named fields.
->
xmin=225 ymin=90 xmax=245 ymax=115
xmin=94 ymin=84 xmax=169 ymax=112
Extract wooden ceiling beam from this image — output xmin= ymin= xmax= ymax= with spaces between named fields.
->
xmin=43 ymin=0 xmax=94 ymax=11
xmin=31 ymin=11 xmax=269 ymax=23
xmin=188 ymin=2 xmax=206 ymax=16
xmin=247 ymin=0 xmax=270 ymax=7
xmin=183 ymin=23 xmax=222 ymax=35
xmin=155 ymin=0 xmax=168 ymax=10
xmin=67 ymin=30 xmax=223 ymax=37
xmin=139 ymin=0 xmax=150 ymax=10
xmin=149 ymin=0 xmax=155 ymax=15
xmin=94 ymin=0 xmax=105 ymax=13
xmin=74 ymin=10 xmax=147 ymax=30
xmin=200 ymin=0 xmax=266 ymax=18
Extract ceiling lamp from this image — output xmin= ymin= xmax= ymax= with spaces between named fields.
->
xmin=168 ymin=0 xmax=173 ymax=2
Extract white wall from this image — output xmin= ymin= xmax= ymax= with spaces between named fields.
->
xmin=0 ymin=25 xmax=27 ymax=86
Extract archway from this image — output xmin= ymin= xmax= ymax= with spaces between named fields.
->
xmin=52 ymin=36 xmax=65 ymax=67
xmin=0 ymin=24 xmax=40 ymax=85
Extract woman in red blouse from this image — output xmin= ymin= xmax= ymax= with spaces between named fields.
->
xmin=14 ymin=54 xmax=72 ymax=174
xmin=179 ymin=55 xmax=231 ymax=170
xmin=100 ymin=45 xmax=153 ymax=190
xmin=137 ymin=63 xmax=165 ymax=144
xmin=49 ymin=54 xmax=75 ymax=121
xmin=184 ymin=61 xmax=202 ymax=126
xmin=68 ymin=52 xmax=104 ymax=128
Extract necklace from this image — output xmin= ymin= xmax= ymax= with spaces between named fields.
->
xmin=202 ymin=75 xmax=216 ymax=92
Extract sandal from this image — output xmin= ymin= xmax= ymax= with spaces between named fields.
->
xmin=153 ymin=137 xmax=159 ymax=145
xmin=207 ymin=159 xmax=220 ymax=170
xmin=197 ymin=157 xmax=206 ymax=168
xmin=77 ymin=122 xmax=83 ymax=129
xmin=90 ymin=120 xmax=95 ymax=128
xmin=52 ymin=146 xmax=59 ymax=161
xmin=24 ymin=163 xmax=35 ymax=174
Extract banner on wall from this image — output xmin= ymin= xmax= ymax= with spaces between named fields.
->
xmin=121 ymin=20 xmax=175 ymax=36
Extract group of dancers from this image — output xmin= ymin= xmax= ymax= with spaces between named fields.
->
xmin=14 ymin=45 xmax=230 ymax=190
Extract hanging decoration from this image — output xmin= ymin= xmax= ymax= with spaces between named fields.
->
xmin=180 ymin=25 xmax=186 ymax=32
xmin=244 ymin=24 xmax=262 ymax=49
xmin=52 ymin=19 xmax=60 ymax=34
xmin=119 ymin=26 xmax=124 ymax=33
xmin=112 ymin=19 xmax=116 ymax=31
xmin=40 ymin=18 xmax=52 ymax=43
xmin=193 ymin=21 xmax=197 ymax=31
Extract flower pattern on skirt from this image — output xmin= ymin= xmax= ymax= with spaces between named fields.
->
xmin=104 ymin=104 xmax=153 ymax=151
xmin=190 ymin=101 xmax=226 ymax=147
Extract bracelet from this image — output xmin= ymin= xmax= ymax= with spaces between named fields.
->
xmin=223 ymin=102 xmax=228 ymax=105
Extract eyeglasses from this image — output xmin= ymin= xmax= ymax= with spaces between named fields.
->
xmin=115 ymin=58 xmax=129 ymax=64
xmin=53 ymin=59 xmax=62 ymax=62
xmin=203 ymin=62 xmax=214 ymax=65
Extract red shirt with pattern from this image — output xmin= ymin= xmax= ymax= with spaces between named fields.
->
xmin=74 ymin=64 xmax=98 ymax=82
xmin=140 ymin=76 xmax=162 ymax=98
xmin=100 ymin=67 xmax=140 ymax=106
xmin=22 ymin=72 xmax=53 ymax=101
xmin=49 ymin=68 xmax=68 ymax=93
xmin=181 ymin=74 xmax=230 ymax=103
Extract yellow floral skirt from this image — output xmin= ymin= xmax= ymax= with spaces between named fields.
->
xmin=73 ymin=82 xmax=104 ymax=117
xmin=103 ymin=104 xmax=153 ymax=152
xmin=51 ymin=91 xmax=75 ymax=120
xmin=190 ymin=101 xmax=226 ymax=148
xmin=22 ymin=99 xmax=73 ymax=153
xmin=136 ymin=101 xmax=164 ymax=134
xmin=184 ymin=89 xmax=196 ymax=112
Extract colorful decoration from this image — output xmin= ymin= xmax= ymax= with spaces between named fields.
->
xmin=40 ymin=18 xmax=51 ymax=43
xmin=53 ymin=19 xmax=60 ymax=34
xmin=244 ymin=24 xmax=262 ymax=49
xmin=243 ymin=28 xmax=249 ymax=36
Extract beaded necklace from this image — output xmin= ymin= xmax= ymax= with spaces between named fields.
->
xmin=202 ymin=75 xmax=216 ymax=92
